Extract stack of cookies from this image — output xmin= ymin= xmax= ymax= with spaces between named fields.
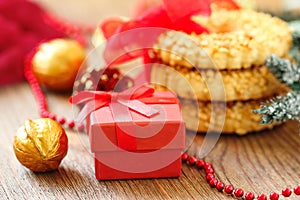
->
xmin=150 ymin=9 xmax=292 ymax=135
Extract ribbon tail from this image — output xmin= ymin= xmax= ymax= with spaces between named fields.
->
xmin=117 ymin=99 xmax=159 ymax=118
xmin=69 ymin=91 xmax=110 ymax=104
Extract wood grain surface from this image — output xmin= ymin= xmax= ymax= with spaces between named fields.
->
xmin=0 ymin=82 xmax=299 ymax=200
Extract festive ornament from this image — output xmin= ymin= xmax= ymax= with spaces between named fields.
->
xmin=13 ymin=118 xmax=68 ymax=172
xmin=254 ymin=32 xmax=300 ymax=132
xmin=74 ymin=67 xmax=133 ymax=92
xmin=181 ymin=153 xmax=300 ymax=199
xmin=31 ymin=39 xmax=85 ymax=91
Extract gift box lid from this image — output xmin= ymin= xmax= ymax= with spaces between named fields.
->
xmin=89 ymin=91 xmax=185 ymax=152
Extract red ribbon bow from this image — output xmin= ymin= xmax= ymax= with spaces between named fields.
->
xmin=70 ymin=85 xmax=177 ymax=123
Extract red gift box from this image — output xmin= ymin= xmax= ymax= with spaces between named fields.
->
xmin=71 ymin=85 xmax=185 ymax=180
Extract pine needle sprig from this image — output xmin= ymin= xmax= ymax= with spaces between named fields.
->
xmin=255 ymin=31 xmax=300 ymax=133
xmin=265 ymin=54 xmax=300 ymax=91
xmin=254 ymin=91 xmax=300 ymax=124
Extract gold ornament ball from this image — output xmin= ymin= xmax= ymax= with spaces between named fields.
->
xmin=13 ymin=118 xmax=68 ymax=172
xmin=32 ymin=39 xmax=86 ymax=91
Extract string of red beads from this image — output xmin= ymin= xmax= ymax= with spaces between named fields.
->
xmin=23 ymin=14 xmax=95 ymax=132
xmin=24 ymin=56 xmax=84 ymax=132
xmin=181 ymin=153 xmax=300 ymax=200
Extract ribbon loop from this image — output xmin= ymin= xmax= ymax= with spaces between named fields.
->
xmin=70 ymin=85 xmax=158 ymax=123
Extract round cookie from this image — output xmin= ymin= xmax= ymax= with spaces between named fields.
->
xmin=151 ymin=64 xmax=287 ymax=101
xmin=153 ymin=10 xmax=292 ymax=70
xmin=181 ymin=99 xmax=279 ymax=135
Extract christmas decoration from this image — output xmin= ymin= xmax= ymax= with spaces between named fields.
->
xmin=70 ymin=85 xmax=185 ymax=180
xmin=13 ymin=118 xmax=68 ymax=172
xmin=181 ymin=153 xmax=300 ymax=200
xmin=31 ymin=39 xmax=86 ymax=91
xmin=74 ymin=68 xmax=133 ymax=92
xmin=254 ymin=32 xmax=300 ymax=131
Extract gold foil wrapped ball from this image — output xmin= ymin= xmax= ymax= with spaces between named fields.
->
xmin=32 ymin=39 xmax=85 ymax=91
xmin=13 ymin=118 xmax=68 ymax=172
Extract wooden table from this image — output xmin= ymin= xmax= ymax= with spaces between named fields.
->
xmin=0 ymin=82 xmax=299 ymax=200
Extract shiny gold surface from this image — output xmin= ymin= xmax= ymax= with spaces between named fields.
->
xmin=32 ymin=39 xmax=85 ymax=91
xmin=13 ymin=118 xmax=68 ymax=172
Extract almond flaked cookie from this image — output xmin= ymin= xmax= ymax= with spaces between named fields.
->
xmin=151 ymin=63 xmax=288 ymax=101
xmin=152 ymin=10 xmax=292 ymax=70
xmin=181 ymin=98 xmax=280 ymax=135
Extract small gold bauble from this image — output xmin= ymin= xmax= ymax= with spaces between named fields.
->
xmin=13 ymin=118 xmax=68 ymax=172
xmin=32 ymin=39 xmax=85 ymax=91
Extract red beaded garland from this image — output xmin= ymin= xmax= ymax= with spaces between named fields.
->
xmin=181 ymin=154 xmax=299 ymax=200
xmin=25 ymin=46 xmax=85 ymax=132
xmin=23 ymin=13 xmax=96 ymax=133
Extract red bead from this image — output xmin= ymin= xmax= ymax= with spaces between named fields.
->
xmin=181 ymin=153 xmax=188 ymax=162
xmin=196 ymin=160 xmax=205 ymax=169
xmin=257 ymin=194 xmax=267 ymax=200
xmin=57 ymin=117 xmax=66 ymax=125
xmin=206 ymin=173 xmax=215 ymax=182
xmin=204 ymin=162 xmax=212 ymax=170
xmin=67 ymin=120 xmax=75 ymax=128
xmin=294 ymin=186 xmax=300 ymax=195
xmin=282 ymin=188 xmax=292 ymax=197
xmin=48 ymin=113 xmax=56 ymax=120
xmin=269 ymin=192 xmax=279 ymax=200
xmin=205 ymin=167 xmax=214 ymax=174
xmin=224 ymin=185 xmax=234 ymax=194
xmin=216 ymin=182 xmax=224 ymax=192
xmin=209 ymin=178 xmax=218 ymax=187
xmin=245 ymin=192 xmax=255 ymax=200
xmin=188 ymin=156 xmax=197 ymax=165
xmin=41 ymin=111 xmax=49 ymax=118
xmin=233 ymin=188 xmax=244 ymax=198
xmin=77 ymin=123 xmax=85 ymax=132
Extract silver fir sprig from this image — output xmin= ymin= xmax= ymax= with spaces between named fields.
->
xmin=254 ymin=91 xmax=300 ymax=124
xmin=265 ymin=54 xmax=300 ymax=90
xmin=254 ymin=32 xmax=300 ymax=133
